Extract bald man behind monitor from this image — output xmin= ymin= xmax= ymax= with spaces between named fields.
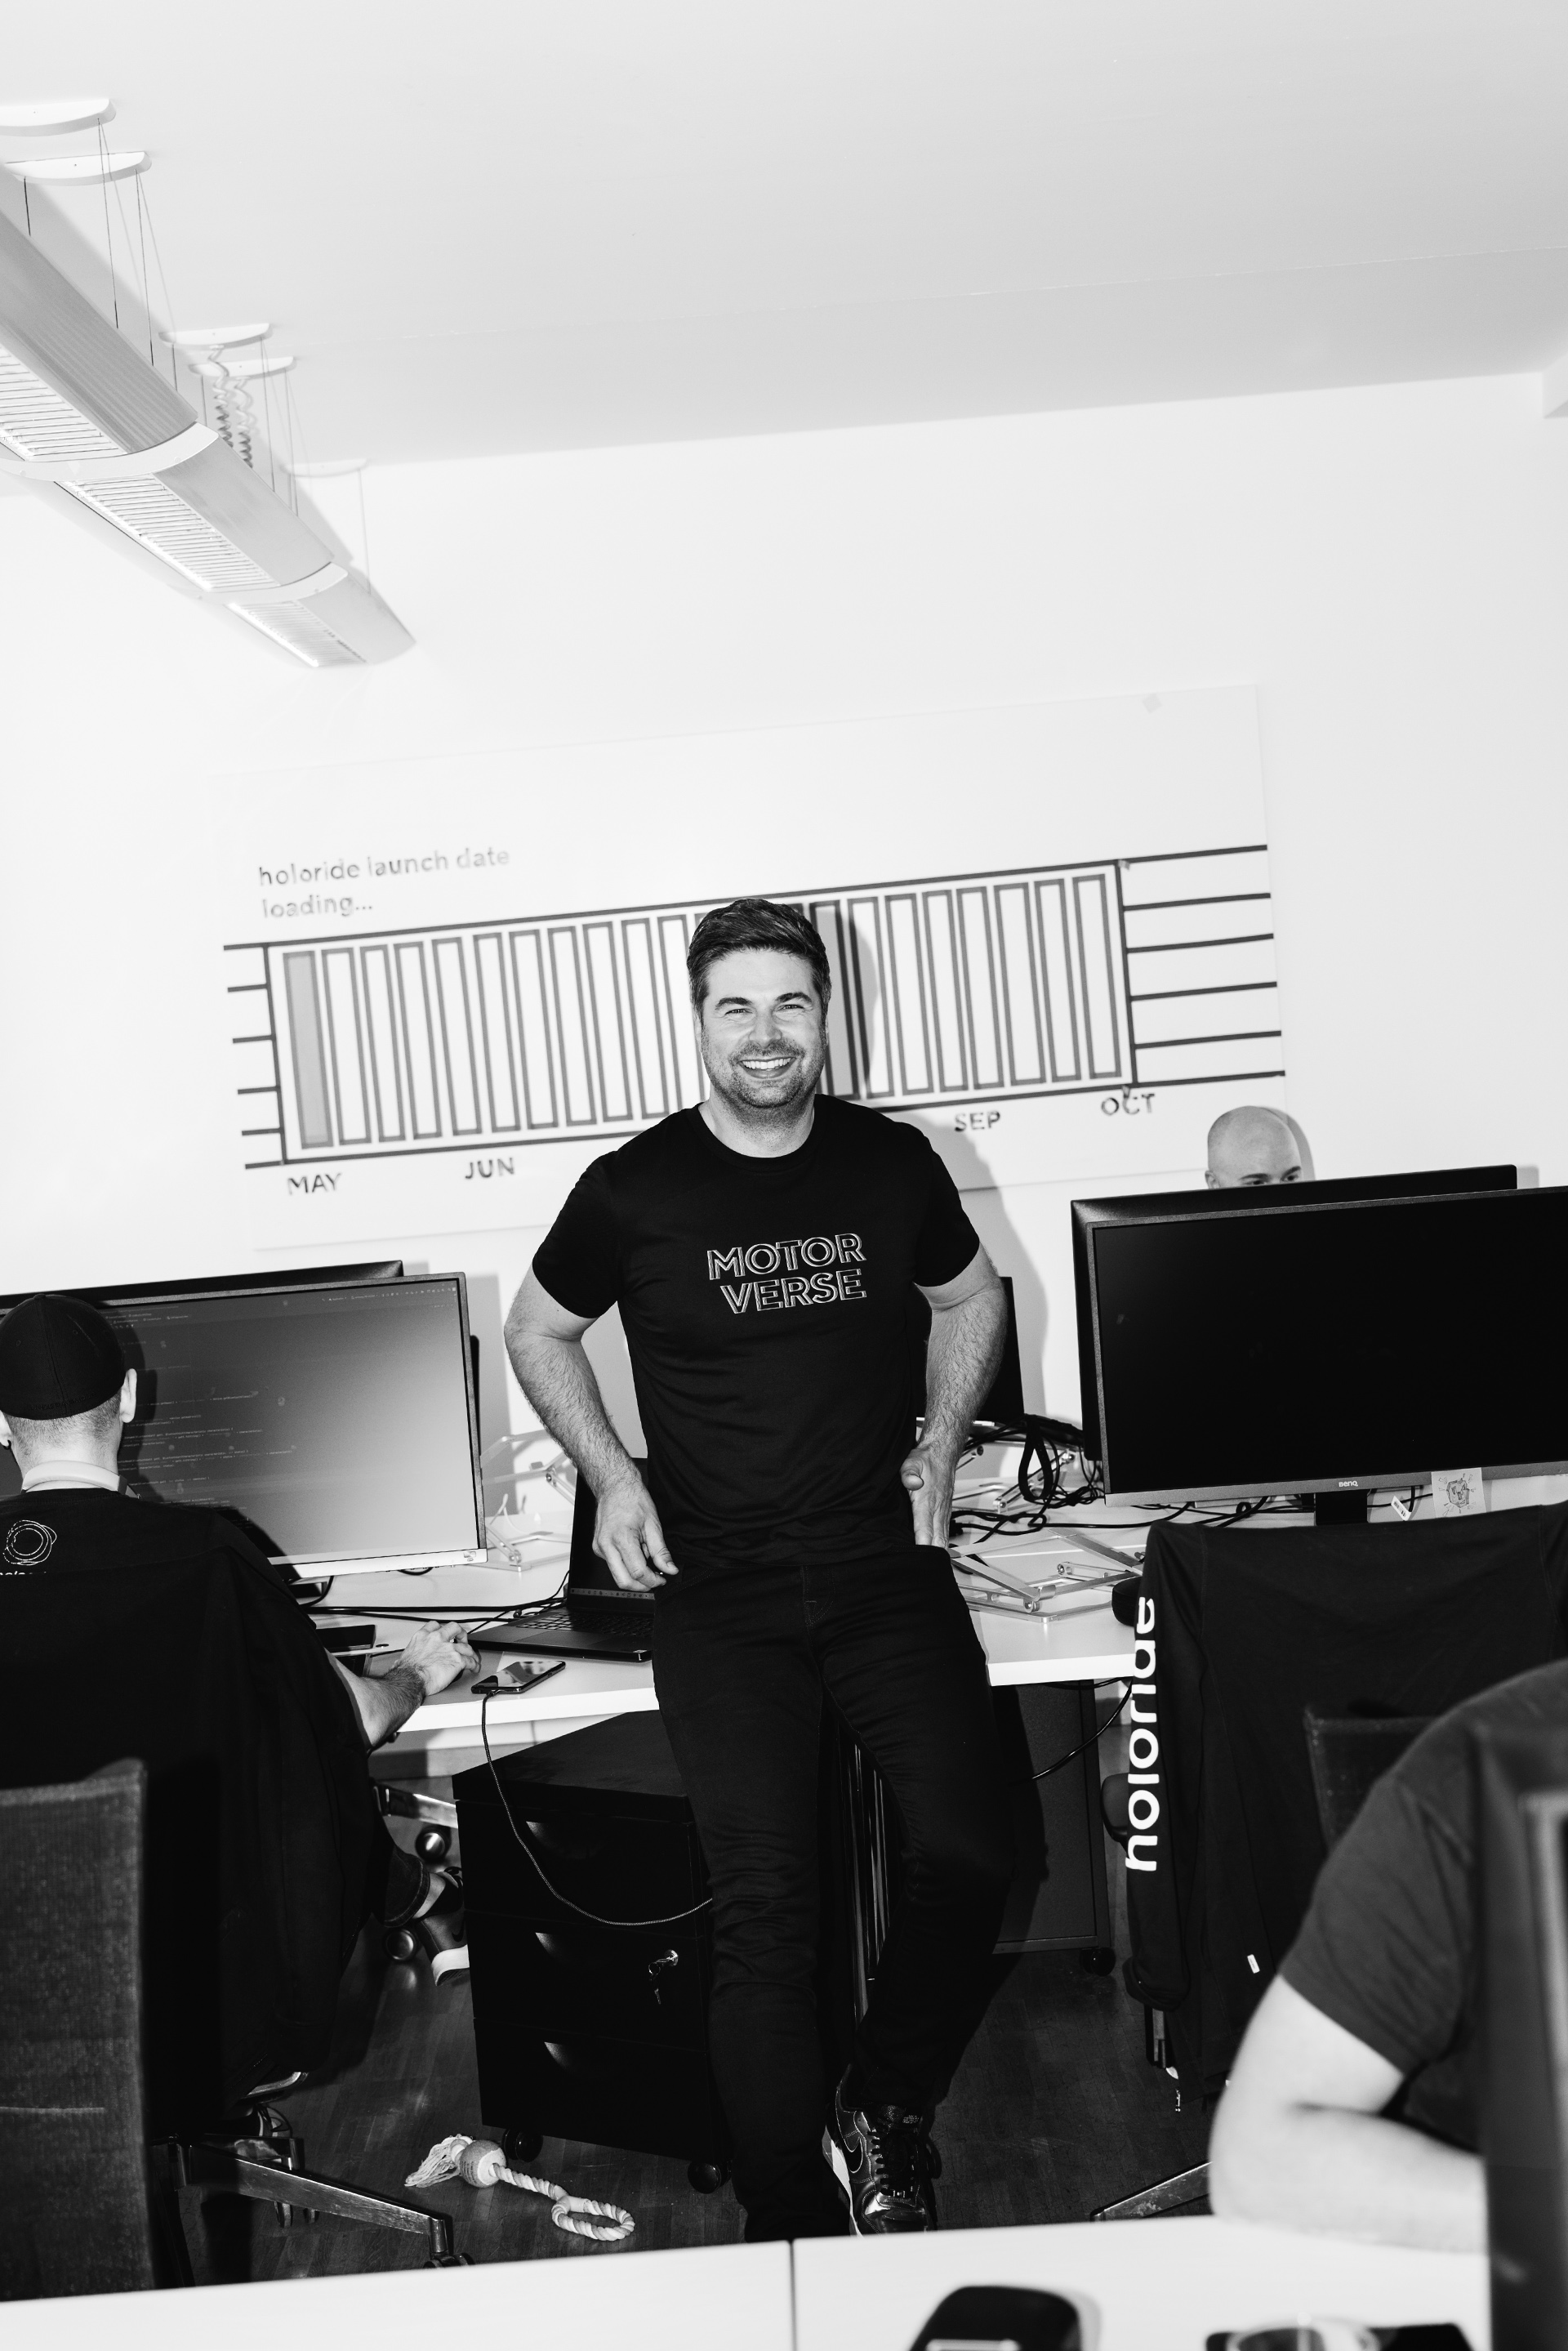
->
xmin=1206 ymin=1104 xmax=1307 ymax=1189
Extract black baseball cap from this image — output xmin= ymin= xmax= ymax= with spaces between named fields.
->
xmin=0 ymin=1294 xmax=126 ymax=1419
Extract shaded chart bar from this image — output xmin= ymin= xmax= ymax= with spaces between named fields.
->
xmin=282 ymin=952 xmax=333 ymax=1150
xmin=239 ymin=848 xmax=1273 ymax=1166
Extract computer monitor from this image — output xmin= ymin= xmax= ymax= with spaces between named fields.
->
xmin=907 ymin=1273 xmax=1027 ymax=1431
xmin=1081 ymin=1184 xmax=1568 ymax=1504
xmin=0 ymin=1274 xmax=484 ymax=1574
xmin=1072 ymin=1167 xmax=1517 ymax=1461
xmin=1477 ymin=1722 xmax=1568 ymax=2349
xmin=0 ymin=1260 xmax=405 ymax=1314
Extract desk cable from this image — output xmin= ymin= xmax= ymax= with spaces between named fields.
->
xmin=1016 ymin=1689 xmax=1129 ymax=1788
xmin=479 ymin=1692 xmax=713 ymax=1929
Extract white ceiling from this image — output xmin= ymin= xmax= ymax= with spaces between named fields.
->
xmin=5 ymin=0 xmax=1568 ymax=461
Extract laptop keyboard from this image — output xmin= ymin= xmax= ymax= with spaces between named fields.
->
xmin=492 ymin=1603 xmax=653 ymax=1653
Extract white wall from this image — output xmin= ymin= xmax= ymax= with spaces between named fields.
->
xmin=3 ymin=372 xmax=1566 ymax=1451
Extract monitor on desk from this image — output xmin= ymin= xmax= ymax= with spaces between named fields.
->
xmin=0 ymin=1259 xmax=405 ymax=1314
xmin=1080 ymin=1183 xmax=1567 ymax=1506
xmin=1072 ymin=1167 xmax=1517 ymax=1463
xmin=907 ymin=1273 xmax=1027 ymax=1432
xmin=0 ymin=1274 xmax=484 ymax=1575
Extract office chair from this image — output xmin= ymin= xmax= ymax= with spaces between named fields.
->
xmin=0 ymin=1761 xmax=462 ymax=2296
xmin=1089 ymin=1705 xmax=1432 ymax=2220
xmin=1303 ymin=1708 xmax=1432 ymax=1849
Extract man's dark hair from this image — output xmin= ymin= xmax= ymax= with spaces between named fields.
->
xmin=687 ymin=898 xmax=831 ymax=1007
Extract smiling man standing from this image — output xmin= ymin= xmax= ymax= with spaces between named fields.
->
xmin=505 ymin=896 xmax=1013 ymax=2242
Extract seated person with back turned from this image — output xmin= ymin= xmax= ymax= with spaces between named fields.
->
xmin=1209 ymin=1658 xmax=1568 ymax=2251
xmin=1206 ymin=1104 xmax=1308 ymax=1189
xmin=0 ymin=1291 xmax=477 ymax=2123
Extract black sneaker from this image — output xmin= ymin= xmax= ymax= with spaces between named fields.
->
xmin=828 ymin=2071 xmax=939 ymax=2234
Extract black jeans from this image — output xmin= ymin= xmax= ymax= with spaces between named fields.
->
xmin=652 ymin=1543 xmax=1014 ymax=2241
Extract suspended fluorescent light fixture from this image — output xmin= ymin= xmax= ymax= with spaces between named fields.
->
xmin=4 ymin=152 xmax=148 ymax=184
xmin=0 ymin=99 xmax=116 ymax=134
xmin=0 ymin=121 xmax=412 ymax=667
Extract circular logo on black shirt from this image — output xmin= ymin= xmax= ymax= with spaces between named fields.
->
xmin=2 ymin=1518 xmax=58 ymax=1568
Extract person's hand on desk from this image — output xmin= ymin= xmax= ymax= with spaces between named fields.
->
xmin=332 ymin=1621 xmax=479 ymax=1749
xmin=593 ymin=1466 xmax=678 ymax=1594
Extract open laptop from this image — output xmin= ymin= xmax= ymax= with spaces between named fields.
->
xmin=474 ymin=1463 xmax=657 ymax=1663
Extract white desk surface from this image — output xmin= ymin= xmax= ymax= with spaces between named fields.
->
xmin=793 ymin=2216 xmax=1489 ymax=2351
xmin=6 ymin=2239 xmax=792 ymax=2351
xmin=12 ymin=2222 xmax=1480 ymax=2349
xmin=348 ymin=1533 xmax=1134 ymax=1763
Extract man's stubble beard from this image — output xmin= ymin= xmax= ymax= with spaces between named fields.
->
xmin=701 ymin=1033 xmax=826 ymax=1122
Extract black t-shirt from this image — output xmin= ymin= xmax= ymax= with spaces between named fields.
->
xmin=1 ymin=1485 xmax=292 ymax=1586
xmin=532 ymin=1097 xmax=980 ymax=1572
xmin=0 ymin=1485 xmax=381 ymax=2122
xmin=1281 ymin=1656 xmax=1568 ymax=2149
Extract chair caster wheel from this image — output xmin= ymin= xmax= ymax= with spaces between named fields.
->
xmin=504 ymin=2127 xmax=543 ymax=2166
xmin=1080 ymin=1945 xmax=1116 ymax=1975
xmin=425 ymin=2253 xmax=471 ymax=2266
xmin=687 ymin=2160 xmax=728 ymax=2193
xmin=413 ymin=1826 xmax=451 ymax=1865
xmin=383 ymin=1925 xmax=421 ymax=1962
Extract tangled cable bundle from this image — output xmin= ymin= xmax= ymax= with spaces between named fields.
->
xmin=406 ymin=2134 xmax=635 ymax=2242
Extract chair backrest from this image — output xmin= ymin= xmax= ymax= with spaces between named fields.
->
xmin=1 ymin=1546 xmax=381 ymax=2127
xmin=0 ymin=1760 xmax=158 ymax=2299
xmin=1303 ymin=1709 xmax=1432 ymax=1849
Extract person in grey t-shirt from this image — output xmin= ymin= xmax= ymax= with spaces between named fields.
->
xmin=1210 ymin=1656 xmax=1568 ymax=2251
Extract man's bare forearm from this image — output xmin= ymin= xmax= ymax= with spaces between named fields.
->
xmin=923 ymin=1279 xmax=1008 ymax=1460
xmin=1209 ymin=2103 xmax=1485 ymax=2252
xmin=506 ymin=1327 xmax=641 ymax=1501
xmin=331 ymin=1656 xmax=425 ymax=1748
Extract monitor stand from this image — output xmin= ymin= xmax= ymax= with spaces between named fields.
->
xmin=1314 ymin=1490 xmax=1370 ymax=1528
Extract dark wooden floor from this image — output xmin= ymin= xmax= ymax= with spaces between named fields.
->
xmin=177 ymin=1852 xmax=1209 ymax=2284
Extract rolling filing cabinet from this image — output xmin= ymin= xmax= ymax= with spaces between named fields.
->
xmin=453 ymin=1687 xmax=1113 ymax=2188
xmin=453 ymin=1713 xmax=731 ymax=2187
xmin=992 ymin=1684 xmax=1116 ymax=1962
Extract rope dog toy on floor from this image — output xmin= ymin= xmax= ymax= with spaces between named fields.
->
xmin=406 ymin=2134 xmax=635 ymax=2242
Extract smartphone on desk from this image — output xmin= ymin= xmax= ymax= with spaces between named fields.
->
xmin=471 ymin=1658 xmax=567 ymax=1697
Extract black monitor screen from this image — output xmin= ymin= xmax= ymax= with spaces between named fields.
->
xmin=0 ymin=1277 xmax=483 ymax=1569
xmin=1089 ymin=1187 xmax=1568 ymax=1500
xmin=1071 ymin=1166 xmax=1517 ymax=1457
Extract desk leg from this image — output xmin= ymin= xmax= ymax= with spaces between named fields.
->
xmin=815 ymin=1710 xmax=899 ymax=2094
xmin=839 ymin=1731 xmax=898 ymax=2024
xmin=823 ymin=1686 xmax=1116 ymax=2017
